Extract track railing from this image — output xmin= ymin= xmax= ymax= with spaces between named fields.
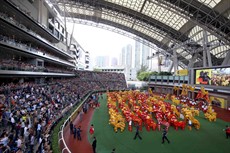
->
xmin=58 ymin=90 xmax=96 ymax=153
xmin=57 ymin=89 xmax=126 ymax=153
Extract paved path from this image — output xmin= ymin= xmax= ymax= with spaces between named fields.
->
xmin=213 ymin=106 xmax=230 ymax=122
xmin=63 ymin=108 xmax=94 ymax=153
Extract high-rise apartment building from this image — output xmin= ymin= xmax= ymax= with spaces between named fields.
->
xmin=95 ymin=56 xmax=109 ymax=67
xmin=134 ymin=40 xmax=152 ymax=70
xmin=121 ymin=47 xmax=126 ymax=66
xmin=120 ymin=44 xmax=136 ymax=80
xmin=135 ymin=40 xmax=141 ymax=70
xmin=111 ymin=57 xmax=118 ymax=66
xmin=126 ymin=44 xmax=132 ymax=67
xmin=142 ymin=43 xmax=150 ymax=68
xmin=120 ymin=44 xmax=132 ymax=67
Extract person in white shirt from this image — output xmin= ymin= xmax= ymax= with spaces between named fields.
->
xmin=11 ymin=116 xmax=15 ymax=130
xmin=24 ymin=128 xmax=30 ymax=147
xmin=16 ymin=136 xmax=22 ymax=148
xmin=30 ymin=134 xmax=35 ymax=153
xmin=20 ymin=120 xmax=25 ymax=131
xmin=37 ymin=122 xmax=42 ymax=141
xmin=0 ymin=134 xmax=9 ymax=146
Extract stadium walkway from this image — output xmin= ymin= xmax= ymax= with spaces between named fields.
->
xmin=63 ymin=108 xmax=94 ymax=153
xmin=213 ymin=106 xmax=230 ymax=122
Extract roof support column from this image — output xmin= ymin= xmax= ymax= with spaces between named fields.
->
xmin=202 ymin=31 xmax=207 ymax=67
xmin=157 ymin=53 xmax=161 ymax=73
xmin=203 ymin=30 xmax=212 ymax=67
xmin=38 ymin=0 xmax=43 ymax=23
xmin=173 ymin=49 xmax=178 ymax=74
xmin=202 ymin=30 xmax=213 ymax=67
xmin=188 ymin=52 xmax=198 ymax=69
xmin=221 ymin=50 xmax=230 ymax=66
xmin=167 ymin=61 xmax=173 ymax=73
xmin=149 ymin=54 xmax=153 ymax=71
xmin=63 ymin=4 xmax=68 ymax=51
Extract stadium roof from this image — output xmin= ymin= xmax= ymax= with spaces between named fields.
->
xmin=51 ymin=0 xmax=230 ymax=68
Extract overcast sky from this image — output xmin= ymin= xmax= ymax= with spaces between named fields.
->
xmin=67 ymin=23 xmax=135 ymax=61
xmin=65 ymin=23 xmax=168 ymax=71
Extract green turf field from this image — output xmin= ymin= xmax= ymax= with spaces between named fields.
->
xmin=89 ymin=94 xmax=230 ymax=153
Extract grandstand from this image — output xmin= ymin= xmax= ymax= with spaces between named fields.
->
xmin=0 ymin=0 xmax=230 ymax=153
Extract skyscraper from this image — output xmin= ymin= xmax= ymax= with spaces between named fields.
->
xmin=111 ymin=57 xmax=118 ymax=66
xmin=135 ymin=40 xmax=141 ymax=70
xmin=142 ymin=43 xmax=150 ymax=68
xmin=134 ymin=40 xmax=151 ymax=70
xmin=120 ymin=44 xmax=136 ymax=80
xmin=126 ymin=44 xmax=132 ymax=67
xmin=120 ymin=44 xmax=132 ymax=67
xmin=95 ymin=56 xmax=109 ymax=67
xmin=121 ymin=46 xmax=126 ymax=66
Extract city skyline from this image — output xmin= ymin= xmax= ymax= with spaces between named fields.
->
xmin=67 ymin=23 xmax=135 ymax=67
xmin=67 ymin=23 xmax=172 ymax=71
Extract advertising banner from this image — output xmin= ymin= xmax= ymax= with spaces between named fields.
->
xmin=210 ymin=96 xmax=225 ymax=108
xmin=195 ymin=67 xmax=230 ymax=87
xmin=176 ymin=69 xmax=188 ymax=76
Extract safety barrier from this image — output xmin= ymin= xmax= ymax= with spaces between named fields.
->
xmin=57 ymin=91 xmax=92 ymax=153
xmin=57 ymin=90 xmax=105 ymax=153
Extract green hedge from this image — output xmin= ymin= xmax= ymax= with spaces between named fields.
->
xmin=51 ymin=118 xmax=65 ymax=153
xmin=51 ymin=103 xmax=81 ymax=153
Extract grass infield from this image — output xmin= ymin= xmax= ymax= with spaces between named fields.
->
xmin=88 ymin=94 xmax=230 ymax=153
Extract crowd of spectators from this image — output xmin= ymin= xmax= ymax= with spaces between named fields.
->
xmin=76 ymin=70 xmax=127 ymax=90
xmin=0 ymin=34 xmax=71 ymax=67
xmin=45 ymin=66 xmax=74 ymax=74
xmin=0 ymin=71 xmax=127 ymax=153
xmin=0 ymin=10 xmax=67 ymax=55
xmin=211 ymin=74 xmax=230 ymax=87
xmin=6 ymin=0 xmax=54 ymax=37
xmin=0 ymin=59 xmax=37 ymax=72
xmin=0 ymin=58 xmax=74 ymax=74
xmin=0 ymin=4 xmax=127 ymax=152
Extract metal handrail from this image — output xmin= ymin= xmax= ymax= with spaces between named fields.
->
xmin=60 ymin=119 xmax=72 ymax=153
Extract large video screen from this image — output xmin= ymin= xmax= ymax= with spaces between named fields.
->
xmin=195 ymin=67 xmax=230 ymax=87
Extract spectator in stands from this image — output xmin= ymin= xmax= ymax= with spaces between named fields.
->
xmin=29 ymin=133 xmax=35 ymax=153
xmin=15 ymin=136 xmax=22 ymax=150
xmin=0 ymin=70 xmax=127 ymax=152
